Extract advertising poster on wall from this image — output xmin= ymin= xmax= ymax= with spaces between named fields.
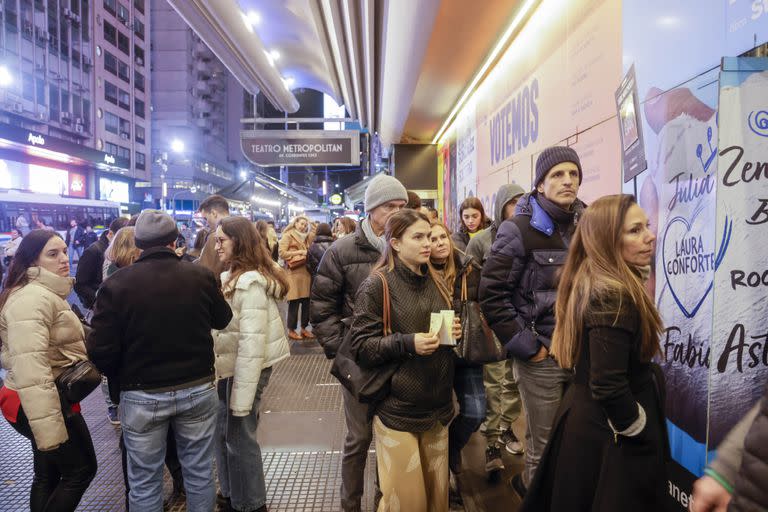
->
xmin=622 ymin=2 xmax=768 ymax=509
xmin=436 ymin=0 xmax=622 ymax=222
xmin=711 ymin=56 xmax=768 ymax=466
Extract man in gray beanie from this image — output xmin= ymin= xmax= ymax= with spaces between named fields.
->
xmin=310 ymin=173 xmax=407 ymax=511
xmin=88 ymin=209 xmax=232 ymax=511
xmin=480 ymin=145 xmax=586 ymax=498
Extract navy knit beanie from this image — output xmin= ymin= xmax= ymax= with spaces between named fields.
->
xmin=534 ymin=146 xmax=582 ymax=188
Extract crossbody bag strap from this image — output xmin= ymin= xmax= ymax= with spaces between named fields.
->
xmin=375 ymin=271 xmax=392 ymax=336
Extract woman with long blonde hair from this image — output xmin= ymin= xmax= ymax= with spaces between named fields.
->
xmin=428 ymin=221 xmax=492 ymax=489
xmin=103 ymin=227 xmax=141 ymax=278
xmin=522 ymin=194 xmax=667 ymax=511
xmin=278 ymin=215 xmax=313 ymax=340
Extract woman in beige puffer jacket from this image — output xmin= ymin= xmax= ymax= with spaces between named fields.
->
xmin=211 ymin=216 xmax=290 ymax=512
xmin=0 ymin=230 xmax=97 ymax=511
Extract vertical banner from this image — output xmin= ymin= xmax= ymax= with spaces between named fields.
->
xmin=711 ymin=57 xmax=768 ymax=451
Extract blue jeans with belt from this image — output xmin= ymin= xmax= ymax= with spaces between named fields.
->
xmin=120 ymin=381 xmax=218 ymax=512
xmin=449 ymin=365 xmax=487 ymax=472
xmin=215 ymin=367 xmax=273 ymax=512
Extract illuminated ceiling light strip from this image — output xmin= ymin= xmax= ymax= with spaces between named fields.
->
xmin=431 ymin=0 xmax=538 ymax=145
xmin=27 ymin=146 xmax=71 ymax=163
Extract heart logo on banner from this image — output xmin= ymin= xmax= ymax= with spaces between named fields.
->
xmin=661 ymin=212 xmax=732 ymax=319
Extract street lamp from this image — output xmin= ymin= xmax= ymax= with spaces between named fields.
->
xmin=171 ymin=139 xmax=185 ymax=153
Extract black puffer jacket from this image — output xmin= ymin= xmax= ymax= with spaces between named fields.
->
xmin=310 ymin=221 xmax=381 ymax=359
xmin=730 ymin=390 xmax=768 ymax=512
xmin=74 ymin=231 xmax=109 ymax=309
xmin=479 ymin=192 xmax=585 ymax=360
xmin=307 ymin=235 xmax=334 ymax=276
xmin=350 ymin=260 xmax=455 ymax=432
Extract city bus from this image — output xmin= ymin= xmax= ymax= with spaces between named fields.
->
xmin=0 ymin=189 xmax=121 ymax=235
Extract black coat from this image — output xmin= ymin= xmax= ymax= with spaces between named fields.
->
xmin=65 ymin=225 xmax=85 ymax=248
xmin=309 ymin=222 xmax=381 ymax=359
xmin=350 ymin=260 xmax=455 ymax=432
xmin=479 ymin=193 xmax=584 ymax=360
xmin=730 ymin=389 xmax=768 ymax=512
xmin=522 ymin=299 xmax=668 ymax=512
xmin=307 ymin=235 xmax=334 ymax=276
xmin=87 ymin=247 xmax=232 ymax=391
xmin=74 ymin=232 xmax=109 ymax=309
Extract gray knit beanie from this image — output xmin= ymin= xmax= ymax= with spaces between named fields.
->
xmin=134 ymin=209 xmax=179 ymax=249
xmin=364 ymin=174 xmax=408 ymax=211
xmin=534 ymin=146 xmax=582 ymax=188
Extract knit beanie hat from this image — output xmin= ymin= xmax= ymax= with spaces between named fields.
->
xmin=534 ymin=146 xmax=582 ymax=188
xmin=134 ymin=209 xmax=179 ymax=250
xmin=364 ymin=174 xmax=408 ymax=211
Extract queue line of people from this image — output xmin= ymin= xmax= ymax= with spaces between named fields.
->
xmin=1 ymin=144 xmax=766 ymax=512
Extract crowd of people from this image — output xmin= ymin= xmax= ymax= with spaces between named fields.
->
xmin=0 ymin=144 xmax=766 ymax=512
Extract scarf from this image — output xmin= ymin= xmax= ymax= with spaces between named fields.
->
xmin=361 ymin=217 xmax=386 ymax=253
xmin=537 ymin=194 xmax=581 ymax=245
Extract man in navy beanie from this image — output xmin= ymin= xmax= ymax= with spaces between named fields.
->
xmin=479 ymin=146 xmax=586 ymax=498
xmin=87 ymin=209 xmax=232 ymax=511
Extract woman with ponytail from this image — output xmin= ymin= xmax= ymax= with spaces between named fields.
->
xmin=522 ymin=194 xmax=667 ymax=511
xmin=349 ymin=208 xmax=461 ymax=511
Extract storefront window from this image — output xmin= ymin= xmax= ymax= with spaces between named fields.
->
xmin=105 ymin=111 xmax=119 ymax=134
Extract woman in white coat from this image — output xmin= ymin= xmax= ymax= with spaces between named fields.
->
xmin=213 ymin=216 xmax=291 ymax=512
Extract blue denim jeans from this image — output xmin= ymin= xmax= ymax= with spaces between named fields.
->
xmin=448 ymin=365 xmax=486 ymax=472
xmin=120 ymin=381 xmax=218 ymax=512
xmin=215 ymin=367 xmax=272 ymax=512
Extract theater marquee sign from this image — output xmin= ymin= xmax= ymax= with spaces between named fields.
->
xmin=241 ymin=130 xmax=360 ymax=166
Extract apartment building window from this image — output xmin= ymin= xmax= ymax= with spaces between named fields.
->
xmin=73 ymin=94 xmax=82 ymax=118
xmin=136 ymin=125 xmax=145 ymax=144
xmin=119 ymin=89 xmax=130 ymax=111
xmin=61 ymin=90 xmax=70 ymax=114
xmin=119 ymin=118 xmax=131 ymax=139
xmin=72 ymin=49 xmax=81 ymax=69
xmin=136 ymin=151 xmax=146 ymax=170
xmin=83 ymin=99 xmax=91 ymax=130
xmin=118 ymin=3 xmax=129 ymax=22
xmin=134 ymin=98 xmax=145 ymax=119
xmin=134 ymin=18 xmax=144 ymax=41
xmin=105 ymin=141 xmax=118 ymax=155
xmin=23 ymin=73 xmax=34 ymax=101
xmin=50 ymin=85 xmax=60 ymax=121
xmin=105 ymin=111 xmax=119 ymax=134
xmin=104 ymin=21 xmax=117 ymax=45
xmin=118 ymin=31 xmax=130 ymax=56
xmin=104 ymin=50 xmax=118 ymax=75
xmin=134 ymin=45 xmax=145 ymax=66
xmin=134 ymin=0 xmax=144 ymax=14
xmin=118 ymin=145 xmax=130 ymax=164
xmin=5 ymin=2 xmax=19 ymax=34
xmin=105 ymin=81 xmax=118 ymax=105
xmin=135 ymin=70 xmax=145 ymax=92
xmin=36 ymin=78 xmax=46 ymax=105
xmin=104 ymin=0 xmax=117 ymax=16
xmin=81 ymin=0 xmax=90 ymax=41
xmin=118 ymin=61 xmax=130 ymax=83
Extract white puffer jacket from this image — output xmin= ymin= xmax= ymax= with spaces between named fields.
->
xmin=0 ymin=267 xmax=87 ymax=450
xmin=214 ymin=269 xmax=290 ymax=416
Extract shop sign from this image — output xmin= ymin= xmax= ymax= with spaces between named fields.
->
xmin=27 ymin=133 xmax=45 ymax=146
xmin=241 ymin=130 xmax=360 ymax=166
xmin=68 ymin=172 xmax=87 ymax=198
xmin=0 ymin=122 xmax=130 ymax=169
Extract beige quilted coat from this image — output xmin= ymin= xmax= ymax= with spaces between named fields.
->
xmin=0 ymin=267 xmax=87 ymax=450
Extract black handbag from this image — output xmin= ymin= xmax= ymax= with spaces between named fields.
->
xmin=56 ymin=360 xmax=101 ymax=404
xmin=455 ymin=269 xmax=506 ymax=364
xmin=331 ymin=272 xmax=400 ymax=404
